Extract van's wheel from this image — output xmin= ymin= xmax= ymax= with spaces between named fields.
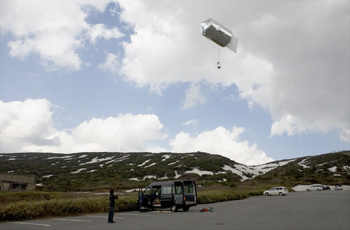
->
xmin=279 ymin=192 xmax=283 ymax=196
xmin=264 ymin=192 xmax=269 ymax=196
xmin=183 ymin=206 xmax=189 ymax=211
xmin=171 ymin=205 xmax=178 ymax=212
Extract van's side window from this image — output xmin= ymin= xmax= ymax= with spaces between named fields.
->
xmin=175 ymin=185 xmax=182 ymax=194
xmin=186 ymin=184 xmax=194 ymax=193
xmin=161 ymin=185 xmax=172 ymax=194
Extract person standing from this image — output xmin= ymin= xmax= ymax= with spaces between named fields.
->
xmin=108 ymin=189 xmax=118 ymax=223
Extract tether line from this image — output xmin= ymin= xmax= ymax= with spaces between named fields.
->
xmin=115 ymin=152 xmax=143 ymax=191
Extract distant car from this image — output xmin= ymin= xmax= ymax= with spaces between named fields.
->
xmin=322 ymin=185 xmax=330 ymax=190
xmin=307 ymin=184 xmax=323 ymax=192
xmin=263 ymin=187 xmax=289 ymax=196
xmin=334 ymin=185 xmax=343 ymax=190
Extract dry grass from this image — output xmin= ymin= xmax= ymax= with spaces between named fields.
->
xmin=0 ymin=183 xmax=284 ymax=221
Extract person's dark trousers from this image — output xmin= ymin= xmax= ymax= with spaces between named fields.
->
xmin=108 ymin=207 xmax=115 ymax=223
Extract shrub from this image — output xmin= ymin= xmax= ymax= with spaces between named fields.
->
xmin=0 ymin=196 xmax=137 ymax=221
xmin=197 ymin=188 xmax=262 ymax=204
xmin=0 ymin=186 xmax=267 ymax=221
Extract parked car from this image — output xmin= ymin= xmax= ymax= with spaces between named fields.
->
xmin=334 ymin=185 xmax=343 ymax=190
xmin=263 ymin=187 xmax=289 ymax=196
xmin=307 ymin=184 xmax=323 ymax=191
xmin=322 ymin=185 xmax=330 ymax=190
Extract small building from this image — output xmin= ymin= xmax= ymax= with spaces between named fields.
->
xmin=0 ymin=173 xmax=36 ymax=191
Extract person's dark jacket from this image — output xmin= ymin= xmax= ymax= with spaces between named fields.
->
xmin=109 ymin=194 xmax=118 ymax=208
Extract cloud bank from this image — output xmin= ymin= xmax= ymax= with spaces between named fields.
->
xmin=0 ymin=0 xmax=121 ymax=71
xmin=170 ymin=126 xmax=273 ymax=166
xmin=0 ymin=99 xmax=271 ymax=165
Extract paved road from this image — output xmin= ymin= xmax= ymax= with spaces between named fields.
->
xmin=1 ymin=190 xmax=349 ymax=230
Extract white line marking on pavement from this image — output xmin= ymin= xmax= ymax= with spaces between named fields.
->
xmin=117 ymin=213 xmax=150 ymax=216
xmin=88 ymin=215 xmax=106 ymax=218
xmin=13 ymin=222 xmax=51 ymax=227
xmin=88 ymin=215 xmax=124 ymax=219
xmin=56 ymin=218 xmax=92 ymax=222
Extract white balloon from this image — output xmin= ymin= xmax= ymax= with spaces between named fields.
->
xmin=200 ymin=18 xmax=238 ymax=53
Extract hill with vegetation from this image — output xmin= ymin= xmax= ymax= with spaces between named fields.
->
xmin=0 ymin=151 xmax=349 ymax=191
xmin=254 ymin=151 xmax=350 ymax=186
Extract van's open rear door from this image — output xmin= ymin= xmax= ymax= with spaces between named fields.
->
xmin=174 ymin=181 xmax=184 ymax=205
xmin=184 ymin=180 xmax=197 ymax=206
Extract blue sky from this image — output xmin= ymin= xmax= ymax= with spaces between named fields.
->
xmin=0 ymin=0 xmax=349 ymax=165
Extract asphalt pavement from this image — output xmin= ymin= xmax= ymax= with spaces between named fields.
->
xmin=1 ymin=190 xmax=349 ymax=230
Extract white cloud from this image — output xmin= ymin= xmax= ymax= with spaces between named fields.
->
xmin=0 ymin=99 xmax=57 ymax=152
xmin=0 ymin=0 xmax=120 ymax=71
xmin=270 ymin=114 xmax=298 ymax=137
xmin=0 ymin=1 xmax=87 ymax=71
xmin=65 ymin=114 xmax=167 ymax=152
xmin=116 ymin=0 xmax=349 ymax=143
xmin=98 ymin=53 xmax=120 ymax=74
xmin=0 ymin=99 xmax=271 ymax=164
xmin=169 ymin=126 xmax=273 ymax=165
xmin=340 ymin=130 xmax=350 ymax=143
xmin=117 ymin=1 xmax=275 ymax=88
xmin=119 ymin=0 xmax=204 ymax=88
xmin=0 ymin=99 xmax=167 ymax=153
xmin=182 ymin=119 xmax=199 ymax=127
xmin=181 ymin=83 xmax=206 ymax=110
xmin=89 ymin=24 xmax=124 ymax=44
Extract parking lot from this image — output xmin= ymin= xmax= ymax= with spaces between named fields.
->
xmin=1 ymin=190 xmax=349 ymax=230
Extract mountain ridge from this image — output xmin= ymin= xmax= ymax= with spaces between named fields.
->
xmin=0 ymin=151 xmax=349 ymax=191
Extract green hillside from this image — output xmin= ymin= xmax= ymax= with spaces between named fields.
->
xmin=0 ymin=151 xmax=349 ymax=191
xmin=254 ymin=151 xmax=350 ymax=186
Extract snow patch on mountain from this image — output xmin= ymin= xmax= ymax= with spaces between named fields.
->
xmin=184 ymin=167 xmax=214 ymax=176
xmin=162 ymin=155 xmax=171 ymax=161
xmin=298 ymin=157 xmax=311 ymax=168
xmin=222 ymin=159 xmax=297 ymax=180
xmin=80 ymin=157 xmax=114 ymax=165
xmin=138 ymin=159 xmax=151 ymax=167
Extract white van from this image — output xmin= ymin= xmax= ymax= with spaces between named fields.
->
xmin=307 ymin=184 xmax=323 ymax=191
xmin=263 ymin=187 xmax=289 ymax=196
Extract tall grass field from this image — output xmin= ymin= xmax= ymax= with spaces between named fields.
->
xmin=0 ymin=185 xmax=282 ymax=221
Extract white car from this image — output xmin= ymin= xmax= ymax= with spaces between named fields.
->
xmin=307 ymin=184 xmax=323 ymax=191
xmin=334 ymin=185 xmax=343 ymax=190
xmin=263 ymin=187 xmax=289 ymax=196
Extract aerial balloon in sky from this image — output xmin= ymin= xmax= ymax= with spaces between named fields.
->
xmin=200 ymin=18 xmax=238 ymax=68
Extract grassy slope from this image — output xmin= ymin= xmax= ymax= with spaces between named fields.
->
xmin=0 ymin=183 xmax=282 ymax=221
xmin=1 ymin=151 xmax=349 ymax=192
